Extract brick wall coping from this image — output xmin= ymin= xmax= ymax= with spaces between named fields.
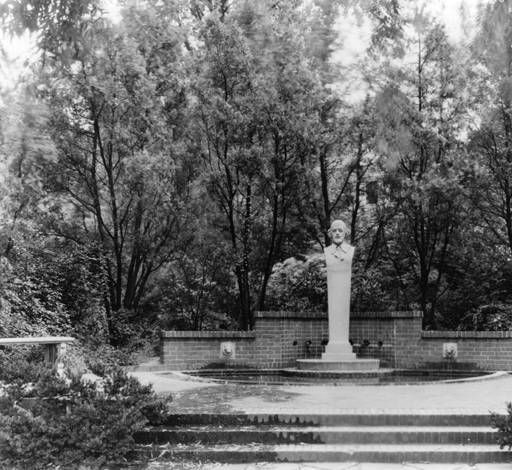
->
xmin=254 ymin=311 xmax=327 ymax=319
xmin=422 ymin=330 xmax=512 ymax=339
xmin=254 ymin=310 xmax=422 ymax=320
xmin=352 ymin=310 xmax=423 ymax=319
xmin=162 ymin=331 xmax=256 ymax=339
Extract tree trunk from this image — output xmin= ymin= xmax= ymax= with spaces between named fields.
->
xmin=319 ymin=147 xmax=331 ymax=245
xmin=239 ymin=183 xmax=253 ymax=329
xmin=350 ymin=131 xmax=364 ymax=244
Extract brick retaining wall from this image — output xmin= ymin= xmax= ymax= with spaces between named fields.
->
xmin=161 ymin=311 xmax=421 ymax=369
xmin=253 ymin=311 xmax=327 ymax=368
xmin=161 ymin=330 xmax=256 ymax=370
xmin=350 ymin=311 xmax=423 ymax=367
xmin=402 ymin=330 xmax=512 ymax=370
xmin=160 ymin=311 xmax=512 ymax=371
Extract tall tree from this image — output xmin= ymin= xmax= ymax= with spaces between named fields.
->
xmin=190 ymin=1 xmax=324 ymax=327
xmin=296 ymin=0 xmax=388 ymax=247
xmin=32 ymin=2 xmax=195 ymax=340
xmin=469 ymin=0 xmax=512 ymax=257
xmin=375 ymin=10 xmax=470 ymax=327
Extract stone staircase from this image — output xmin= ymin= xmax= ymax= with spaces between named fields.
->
xmin=134 ymin=412 xmax=512 ymax=464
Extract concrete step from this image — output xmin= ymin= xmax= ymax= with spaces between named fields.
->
xmin=164 ymin=413 xmax=496 ymax=427
xmin=138 ymin=443 xmax=512 ymax=463
xmin=135 ymin=425 xmax=498 ymax=445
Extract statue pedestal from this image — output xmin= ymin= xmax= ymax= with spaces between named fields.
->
xmin=296 ymin=242 xmax=379 ymax=373
xmin=322 ymin=243 xmax=356 ymax=361
xmin=322 ymin=342 xmax=356 ymax=361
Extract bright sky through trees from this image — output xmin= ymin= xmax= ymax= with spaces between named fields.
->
xmin=0 ymin=0 xmax=119 ymax=91
xmin=0 ymin=0 xmax=489 ymax=93
xmin=331 ymin=0 xmax=488 ymax=103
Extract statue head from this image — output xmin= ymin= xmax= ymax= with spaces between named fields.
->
xmin=328 ymin=219 xmax=348 ymax=246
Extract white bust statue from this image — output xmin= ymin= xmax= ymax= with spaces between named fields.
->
xmin=322 ymin=218 xmax=356 ymax=360
xmin=324 ymin=219 xmax=355 ymax=267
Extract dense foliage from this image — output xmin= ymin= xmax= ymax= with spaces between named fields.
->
xmin=2 ymin=0 xmax=512 ymax=334
xmin=0 ymin=349 xmax=170 ymax=469
xmin=491 ymin=403 xmax=512 ymax=451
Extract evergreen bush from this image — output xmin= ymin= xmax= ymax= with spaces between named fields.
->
xmin=458 ymin=303 xmax=512 ymax=331
xmin=266 ymin=254 xmax=327 ymax=311
xmin=491 ymin=403 xmax=512 ymax=450
xmin=0 ymin=352 xmax=170 ymax=469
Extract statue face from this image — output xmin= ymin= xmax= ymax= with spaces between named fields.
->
xmin=330 ymin=221 xmax=346 ymax=246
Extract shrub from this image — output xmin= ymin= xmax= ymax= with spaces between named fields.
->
xmin=0 ymin=353 xmax=170 ymax=469
xmin=457 ymin=303 xmax=512 ymax=331
xmin=351 ymin=265 xmax=399 ymax=312
xmin=0 ymin=348 xmax=46 ymax=385
xmin=265 ymin=254 xmax=327 ymax=311
xmin=266 ymin=253 xmax=410 ymax=313
xmin=82 ymin=342 xmax=135 ymax=376
xmin=491 ymin=403 xmax=512 ymax=450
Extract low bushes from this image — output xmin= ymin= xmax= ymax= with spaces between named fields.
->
xmin=491 ymin=403 xmax=512 ymax=450
xmin=0 ymin=349 xmax=170 ymax=469
xmin=266 ymin=254 xmax=327 ymax=311
xmin=458 ymin=303 xmax=512 ymax=331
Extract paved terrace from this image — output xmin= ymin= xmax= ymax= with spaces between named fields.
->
xmin=129 ymin=370 xmax=512 ymax=469
xmin=130 ymin=370 xmax=512 ymax=415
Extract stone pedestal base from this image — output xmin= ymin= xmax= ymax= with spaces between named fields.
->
xmin=322 ymin=342 xmax=356 ymax=361
xmin=296 ymin=358 xmax=380 ymax=372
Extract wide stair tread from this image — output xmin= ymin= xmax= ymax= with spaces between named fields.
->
xmin=139 ymin=413 xmax=510 ymax=463
xmin=141 ymin=425 xmax=496 ymax=432
xmin=163 ymin=413 xmax=494 ymax=426
xmin=138 ymin=443 xmax=512 ymax=463
xmin=135 ymin=425 xmax=498 ymax=445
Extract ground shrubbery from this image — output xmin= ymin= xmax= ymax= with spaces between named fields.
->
xmin=457 ymin=304 xmax=512 ymax=331
xmin=265 ymin=254 xmax=327 ymax=311
xmin=265 ymin=253 xmax=406 ymax=313
xmin=491 ymin=404 xmax=512 ymax=450
xmin=0 ymin=348 xmax=170 ymax=469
